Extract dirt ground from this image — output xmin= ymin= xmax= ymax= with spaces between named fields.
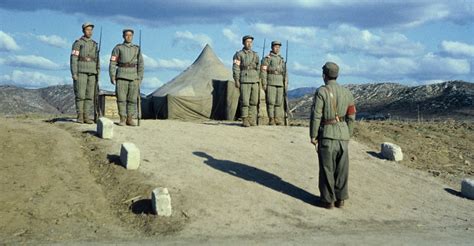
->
xmin=0 ymin=116 xmax=473 ymax=244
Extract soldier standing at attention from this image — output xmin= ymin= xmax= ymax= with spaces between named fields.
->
xmin=109 ymin=28 xmax=144 ymax=126
xmin=233 ymin=35 xmax=260 ymax=127
xmin=260 ymin=41 xmax=287 ymax=126
xmin=70 ymin=22 xmax=99 ymax=124
xmin=309 ymin=62 xmax=356 ymax=209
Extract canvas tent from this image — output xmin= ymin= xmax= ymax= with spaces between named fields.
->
xmin=145 ymin=44 xmax=240 ymax=120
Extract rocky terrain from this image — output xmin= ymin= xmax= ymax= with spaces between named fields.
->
xmin=289 ymin=81 xmax=474 ymax=120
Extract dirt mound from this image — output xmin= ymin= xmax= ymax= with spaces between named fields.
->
xmin=1 ymin=117 xmax=472 ymax=243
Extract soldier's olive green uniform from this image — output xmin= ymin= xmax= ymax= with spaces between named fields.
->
xmin=233 ymin=48 xmax=260 ymax=124
xmin=309 ymin=62 xmax=356 ymax=204
xmin=109 ymin=42 xmax=144 ymax=118
xmin=70 ymin=36 xmax=99 ymax=117
xmin=261 ymin=51 xmax=286 ymax=123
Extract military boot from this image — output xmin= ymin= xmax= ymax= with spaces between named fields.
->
xmin=126 ymin=116 xmax=137 ymax=127
xmin=275 ymin=118 xmax=283 ymax=126
xmin=83 ymin=113 xmax=94 ymax=124
xmin=269 ymin=117 xmax=275 ymax=125
xmin=118 ymin=116 xmax=126 ymax=126
xmin=76 ymin=113 xmax=84 ymax=124
xmin=249 ymin=117 xmax=257 ymax=126
xmin=242 ymin=117 xmax=250 ymax=127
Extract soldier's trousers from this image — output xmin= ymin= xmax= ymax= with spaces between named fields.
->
xmin=317 ymin=138 xmax=349 ymax=203
xmin=240 ymin=82 xmax=259 ymax=120
xmin=74 ymin=73 xmax=96 ymax=115
xmin=266 ymin=85 xmax=284 ymax=119
xmin=116 ymin=79 xmax=139 ymax=117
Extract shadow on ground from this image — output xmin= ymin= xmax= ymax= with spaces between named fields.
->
xmin=130 ymin=199 xmax=154 ymax=215
xmin=193 ymin=151 xmax=324 ymax=208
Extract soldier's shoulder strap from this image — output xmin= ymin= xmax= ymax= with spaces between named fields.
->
xmin=74 ymin=38 xmax=84 ymax=44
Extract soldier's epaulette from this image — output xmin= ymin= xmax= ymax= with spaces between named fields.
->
xmin=317 ymin=86 xmax=327 ymax=94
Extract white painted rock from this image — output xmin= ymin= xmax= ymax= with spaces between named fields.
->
xmin=152 ymin=187 xmax=172 ymax=216
xmin=461 ymin=178 xmax=474 ymax=200
xmin=120 ymin=142 xmax=140 ymax=170
xmin=97 ymin=117 xmax=114 ymax=139
xmin=381 ymin=142 xmax=403 ymax=161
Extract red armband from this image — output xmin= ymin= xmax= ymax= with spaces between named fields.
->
xmin=346 ymin=104 xmax=356 ymax=115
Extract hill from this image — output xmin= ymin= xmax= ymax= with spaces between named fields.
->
xmin=2 ymin=117 xmax=472 ymax=243
xmin=0 ymin=85 xmax=75 ymax=115
xmin=289 ymin=81 xmax=474 ymax=120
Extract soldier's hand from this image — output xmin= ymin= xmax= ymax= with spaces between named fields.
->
xmin=72 ymin=75 xmax=78 ymax=81
xmin=111 ymin=79 xmax=116 ymax=85
xmin=235 ymin=81 xmax=240 ymax=89
xmin=310 ymin=138 xmax=318 ymax=146
xmin=263 ymin=84 xmax=267 ymax=91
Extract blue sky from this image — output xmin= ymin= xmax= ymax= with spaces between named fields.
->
xmin=0 ymin=0 xmax=473 ymax=94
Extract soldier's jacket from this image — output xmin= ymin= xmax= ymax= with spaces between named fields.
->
xmin=109 ymin=42 xmax=144 ymax=81
xmin=232 ymin=49 xmax=260 ymax=83
xmin=310 ymin=80 xmax=356 ymax=141
xmin=260 ymin=52 xmax=286 ymax=87
xmin=70 ymin=37 xmax=99 ymax=76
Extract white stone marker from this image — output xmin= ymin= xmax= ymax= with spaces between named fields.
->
xmin=97 ymin=117 xmax=114 ymax=139
xmin=461 ymin=178 xmax=474 ymax=200
xmin=120 ymin=142 xmax=140 ymax=170
xmin=152 ymin=188 xmax=172 ymax=216
xmin=381 ymin=142 xmax=403 ymax=161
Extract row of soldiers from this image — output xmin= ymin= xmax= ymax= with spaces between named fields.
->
xmin=232 ymin=35 xmax=288 ymax=127
xmin=71 ymin=23 xmax=357 ymax=209
xmin=70 ymin=22 xmax=143 ymax=126
xmin=70 ymin=23 xmax=288 ymax=128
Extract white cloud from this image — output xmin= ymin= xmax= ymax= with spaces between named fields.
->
xmin=173 ymin=31 xmax=212 ymax=50
xmin=142 ymin=76 xmax=163 ymax=90
xmin=222 ymin=28 xmax=240 ymax=45
xmin=440 ymin=40 xmax=474 ymax=58
xmin=252 ymin=23 xmax=318 ymax=44
xmin=0 ymin=70 xmax=67 ymax=88
xmin=0 ymin=31 xmax=20 ymax=52
xmin=292 ymin=53 xmax=470 ymax=81
xmin=1 ymin=55 xmax=64 ymax=70
xmin=142 ymin=54 xmax=191 ymax=71
xmin=324 ymin=24 xmax=424 ymax=57
xmin=36 ymin=34 xmax=69 ymax=48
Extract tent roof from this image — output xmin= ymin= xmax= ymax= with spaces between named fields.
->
xmin=150 ymin=44 xmax=233 ymax=98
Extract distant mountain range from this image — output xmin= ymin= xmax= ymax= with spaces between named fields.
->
xmin=0 ymin=85 xmax=75 ymax=115
xmin=1 ymin=81 xmax=473 ymax=120
xmin=288 ymin=80 xmax=474 ymax=120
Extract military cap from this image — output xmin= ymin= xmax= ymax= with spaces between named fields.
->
xmin=122 ymin=28 xmax=134 ymax=35
xmin=322 ymin=62 xmax=339 ymax=78
xmin=271 ymin=41 xmax=282 ymax=47
xmin=242 ymin=35 xmax=254 ymax=43
xmin=82 ymin=22 xmax=94 ymax=30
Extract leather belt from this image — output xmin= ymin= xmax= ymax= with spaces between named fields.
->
xmin=79 ymin=57 xmax=97 ymax=62
xmin=241 ymin=65 xmax=257 ymax=71
xmin=268 ymin=70 xmax=283 ymax=75
xmin=118 ymin=63 xmax=137 ymax=68
xmin=322 ymin=116 xmax=346 ymax=125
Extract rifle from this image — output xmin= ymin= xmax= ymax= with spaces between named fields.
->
xmin=257 ymin=38 xmax=266 ymax=125
xmin=93 ymin=27 xmax=103 ymax=123
xmin=284 ymin=40 xmax=290 ymax=126
xmin=137 ymin=30 xmax=142 ymax=126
